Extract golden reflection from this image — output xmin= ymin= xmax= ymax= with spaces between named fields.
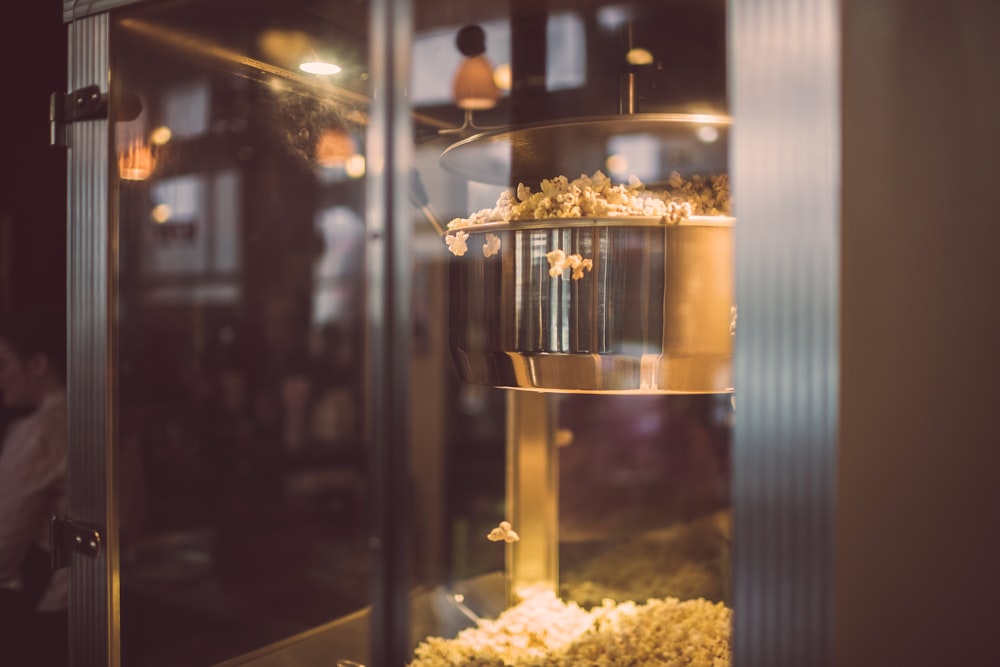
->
xmin=315 ymin=128 xmax=355 ymax=168
xmin=118 ymin=138 xmax=155 ymax=181
xmin=150 ymin=204 xmax=171 ymax=223
xmin=149 ymin=125 xmax=172 ymax=145
xmin=344 ymin=154 xmax=366 ymax=178
xmin=626 ymin=47 xmax=654 ymax=65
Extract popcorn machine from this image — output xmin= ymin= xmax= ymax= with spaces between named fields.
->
xmin=63 ymin=0 xmax=1000 ymax=663
xmin=62 ymin=0 xmax=737 ymax=664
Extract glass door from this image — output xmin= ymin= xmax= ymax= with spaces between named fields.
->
xmin=109 ymin=1 xmax=373 ymax=664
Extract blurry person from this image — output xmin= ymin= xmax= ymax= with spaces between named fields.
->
xmin=0 ymin=310 xmax=68 ymax=666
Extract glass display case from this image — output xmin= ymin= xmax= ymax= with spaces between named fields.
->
xmin=63 ymin=0 xmax=1000 ymax=665
xmin=67 ymin=0 xmax=735 ymax=664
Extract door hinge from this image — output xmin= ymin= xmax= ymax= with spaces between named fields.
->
xmin=49 ymin=85 xmax=107 ymax=147
xmin=50 ymin=515 xmax=103 ymax=569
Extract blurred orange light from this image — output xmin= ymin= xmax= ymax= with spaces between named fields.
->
xmin=315 ymin=129 xmax=356 ymax=168
xmin=119 ymin=138 xmax=155 ymax=181
xmin=150 ymin=126 xmax=172 ymax=146
xmin=151 ymin=204 xmax=171 ymax=223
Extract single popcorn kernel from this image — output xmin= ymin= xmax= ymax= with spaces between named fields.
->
xmin=483 ymin=233 xmax=501 ymax=257
xmin=445 ymin=230 xmax=470 ymax=256
xmin=567 ymin=255 xmax=593 ymax=280
xmin=546 ymin=249 xmax=568 ymax=277
xmin=487 ymin=520 xmax=520 ymax=543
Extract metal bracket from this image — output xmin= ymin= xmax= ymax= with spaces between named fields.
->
xmin=50 ymin=85 xmax=107 ymax=147
xmin=50 ymin=515 xmax=103 ymax=570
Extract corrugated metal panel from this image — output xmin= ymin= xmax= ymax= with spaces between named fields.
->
xmin=66 ymin=12 xmax=118 ymax=667
xmin=729 ymin=0 xmax=840 ymax=666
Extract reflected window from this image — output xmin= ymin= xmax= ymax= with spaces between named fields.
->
xmin=160 ymin=78 xmax=211 ymax=139
xmin=411 ymin=12 xmax=586 ymax=108
xmin=313 ymin=205 xmax=364 ymax=326
xmin=606 ymin=134 xmax=660 ymax=182
xmin=546 ymin=12 xmax=586 ymax=91
xmin=412 ymin=20 xmax=510 ymax=107
xmin=143 ymin=171 xmax=242 ymax=304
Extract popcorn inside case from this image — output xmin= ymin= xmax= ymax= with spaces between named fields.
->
xmin=405 ymin=0 xmax=735 ymax=664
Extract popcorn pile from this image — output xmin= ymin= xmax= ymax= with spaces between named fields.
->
xmin=408 ymin=590 xmax=731 ymax=667
xmin=446 ymin=170 xmax=730 ymax=230
xmin=444 ymin=170 xmax=731 ymax=258
xmin=560 ymin=511 xmax=731 ymax=608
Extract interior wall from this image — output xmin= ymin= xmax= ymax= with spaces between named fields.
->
xmin=0 ymin=1 xmax=66 ymax=318
xmin=837 ymin=1 xmax=1000 ymax=665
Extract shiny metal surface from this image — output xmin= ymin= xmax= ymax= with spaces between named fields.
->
xmin=730 ymin=0 xmax=839 ymax=664
xmin=438 ymin=113 xmax=731 ymax=186
xmin=66 ymin=13 xmax=118 ymax=667
xmin=449 ymin=216 xmax=734 ymax=393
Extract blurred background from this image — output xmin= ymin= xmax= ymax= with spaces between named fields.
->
xmin=0 ymin=1 xmax=67 ymax=321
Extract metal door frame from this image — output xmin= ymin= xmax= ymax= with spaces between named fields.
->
xmin=61 ymin=1 xmax=417 ymax=665
xmin=64 ymin=8 xmax=118 ymax=666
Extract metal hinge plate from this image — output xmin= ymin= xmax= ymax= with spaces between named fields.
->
xmin=49 ymin=85 xmax=107 ymax=147
xmin=50 ymin=515 xmax=103 ymax=569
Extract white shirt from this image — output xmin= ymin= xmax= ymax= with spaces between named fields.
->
xmin=0 ymin=390 xmax=68 ymax=611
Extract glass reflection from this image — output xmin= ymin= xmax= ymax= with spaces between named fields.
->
xmin=104 ymin=0 xmax=731 ymax=663
xmin=113 ymin=2 xmax=370 ymax=663
xmin=558 ymin=394 xmax=732 ymax=608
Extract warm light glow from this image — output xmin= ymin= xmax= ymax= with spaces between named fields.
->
xmin=453 ymin=55 xmax=501 ymax=110
xmin=626 ymin=47 xmax=654 ymax=66
xmin=300 ymin=61 xmax=341 ymax=76
xmin=453 ymin=593 xmax=465 ymax=603
xmin=118 ymin=138 xmax=155 ymax=181
xmin=697 ymin=125 xmax=720 ymax=143
xmin=259 ymin=29 xmax=311 ymax=65
xmin=493 ymin=63 xmax=512 ymax=91
xmin=151 ymin=204 xmax=171 ymax=223
xmin=344 ymin=154 xmax=366 ymax=179
xmin=689 ymin=113 xmax=727 ymax=124
xmin=315 ymin=129 xmax=355 ymax=168
xmin=150 ymin=126 xmax=172 ymax=146
xmin=605 ymin=153 xmax=629 ymax=175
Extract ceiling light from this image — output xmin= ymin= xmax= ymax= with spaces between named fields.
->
xmin=453 ymin=25 xmax=501 ymax=111
xmin=300 ymin=61 xmax=341 ymax=76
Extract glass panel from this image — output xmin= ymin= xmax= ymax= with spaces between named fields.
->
xmin=557 ymin=394 xmax=733 ymax=606
xmin=112 ymin=1 xmax=371 ymax=663
xmin=407 ymin=0 xmax=732 ymax=665
xmin=109 ymin=0 xmax=731 ymax=664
